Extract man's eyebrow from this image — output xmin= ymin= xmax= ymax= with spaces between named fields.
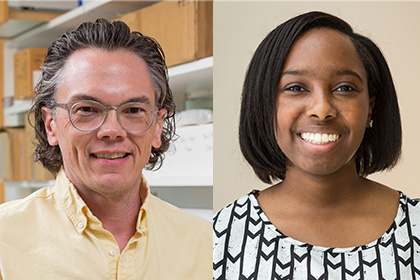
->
xmin=68 ymin=94 xmax=99 ymax=102
xmin=125 ymin=96 xmax=152 ymax=104
xmin=67 ymin=94 xmax=153 ymax=105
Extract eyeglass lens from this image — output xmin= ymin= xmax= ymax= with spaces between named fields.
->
xmin=70 ymin=101 xmax=154 ymax=133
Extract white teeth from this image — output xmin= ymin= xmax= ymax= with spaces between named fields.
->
xmin=300 ymin=132 xmax=339 ymax=144
xmin=94 ymin=153 xmax=126 ymax=159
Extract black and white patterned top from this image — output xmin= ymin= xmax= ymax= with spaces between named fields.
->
xmin=213 ymin=191 xmax=420 ymax=280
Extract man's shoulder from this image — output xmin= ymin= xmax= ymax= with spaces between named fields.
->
xmin=0 ymin=187 xmax=55 ymax=218
xmin=148 ymin=194 xmax=211 ymax=231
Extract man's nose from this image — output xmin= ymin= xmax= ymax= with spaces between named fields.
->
xmin=96 ymin=109 xmax=127 ymax=139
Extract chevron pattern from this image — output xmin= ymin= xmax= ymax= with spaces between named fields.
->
xmin=213 ymin=192 xmax=420 ymax=280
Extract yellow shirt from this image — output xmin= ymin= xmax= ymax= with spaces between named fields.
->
xmin=0 ymin=170 xmax=212 ymax=279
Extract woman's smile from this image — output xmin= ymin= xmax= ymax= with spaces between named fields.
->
xmin=299 ymin=132 xmax=341 ymax=144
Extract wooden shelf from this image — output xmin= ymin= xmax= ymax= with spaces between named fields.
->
xmin=5 ymin=0 xmax=157 ymax=50
xmin=169 ymin=56 xmax=213 ymax=111
xmin=0 ymin=1 xmax=73 ymax=39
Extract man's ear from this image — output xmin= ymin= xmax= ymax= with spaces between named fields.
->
xmin=42 ymin=106 xmax=59 ymax=146
xmin=151 ymin=108 xmax=167 ymax=149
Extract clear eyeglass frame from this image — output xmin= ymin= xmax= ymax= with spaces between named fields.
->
xmin=55 ymin=100 xmax=158 ymax=134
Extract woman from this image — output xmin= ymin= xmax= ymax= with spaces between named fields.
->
xmin=213 ymin=11 xmax=419 ymax=279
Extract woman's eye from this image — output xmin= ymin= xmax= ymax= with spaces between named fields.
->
xmin=336 ymin=85 xmax=355 ymax=92
xmin=285 ymin=85 xmax=305 ymax=92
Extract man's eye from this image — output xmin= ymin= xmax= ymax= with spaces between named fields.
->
xmin=74 ymin=106 xmax=101 ymax=114
xmin=124 ymin=107 xmax=145 ymax=115
xmin=79 ymin=107 xmax=95 ymax=112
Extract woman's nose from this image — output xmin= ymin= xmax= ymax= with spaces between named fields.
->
xmin=306 ymin=89 xmax=337 ymax=120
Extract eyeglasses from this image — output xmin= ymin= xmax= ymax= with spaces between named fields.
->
xmin=55 ymin=100 xmax=158 ymax=134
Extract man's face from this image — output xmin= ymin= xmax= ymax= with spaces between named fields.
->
xmin=42 ymin=48 xmax=166 ymax=198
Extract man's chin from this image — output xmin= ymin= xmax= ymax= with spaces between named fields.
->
xmin=94 ymin=173 xmax=140 ymax=192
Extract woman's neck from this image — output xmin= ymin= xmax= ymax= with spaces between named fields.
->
xmin=257 ymin=162 xmax=400 ymax=248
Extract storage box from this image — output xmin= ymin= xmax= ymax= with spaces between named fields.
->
xmin=0 ymin=131 xmax=12 ymax=181
xmin=0 ymin=117 xmax=54 ymax=182
xmin=0 ymin=40 xmax=4 ymax=128
xmin=117 ymin=0 xmax=212 ymax=67
xmin=0 ymin=123 xmax=54 ymax=183
xmin=6 ymin=128 xmax=31 ymax=181
xmin=0 ymin=40 xmax=3 ymax=128
xmin=25 ymin=112 xmax=54 ymax=181
xmin=14 ymin=48 xmax=47 ymax=99
xmin=0 ymin=2 xmax=8 ymax=25
xmin=0 ymin=181 xmax=4 ymax=204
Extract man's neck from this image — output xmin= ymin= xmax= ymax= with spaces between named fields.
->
xmin=76 ymin=184 xmax=143 ymax=252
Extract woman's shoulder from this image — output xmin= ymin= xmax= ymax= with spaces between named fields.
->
xmin=400 ymin=192 xmax=420 ymax=202
xmin=399 ymin=192 xmax=420 ymax=213
xmin=213 ymin=191 xmax=264 ymax=276
xmin=213 ymin=190 xmax=269 ymax=252
xmin=213 ymin=191 xmax=258 ymax=224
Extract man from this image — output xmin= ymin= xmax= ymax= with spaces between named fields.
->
xmin=0 ymin=19 xmax=211 ymax=279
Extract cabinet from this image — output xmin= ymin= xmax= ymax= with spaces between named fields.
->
xmin=1 ymin=1 xmax=212 ymax=218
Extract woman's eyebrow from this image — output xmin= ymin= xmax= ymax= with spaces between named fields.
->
xmin=280 ymin=69 xmax=364 ymax=83
xmin=335 ymin=70 xmax=364 ymax=83
xmin=280 ymin=70 xmax=307 ymax=77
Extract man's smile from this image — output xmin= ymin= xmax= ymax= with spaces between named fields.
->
xmin=91 ymin=152 xmax=130 ymax=159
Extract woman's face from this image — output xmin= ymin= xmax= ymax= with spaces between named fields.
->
xmin=276 ymin=28 xmax=375 ymax=177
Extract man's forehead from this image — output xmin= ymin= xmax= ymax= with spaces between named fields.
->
xmin=63 ymin=48 xmax=148 ymax=70
xmin=57 ymin=48 xmax=156 ymax=105
xmin=60 ymin=49 xmax=153 ymax=92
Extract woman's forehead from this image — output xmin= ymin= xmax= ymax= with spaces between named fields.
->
xmin=281 ymin=28 xmax=367 ymax=81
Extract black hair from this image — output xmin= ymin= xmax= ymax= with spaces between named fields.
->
xmin=239 ymin=11 xmax=402 ymax=184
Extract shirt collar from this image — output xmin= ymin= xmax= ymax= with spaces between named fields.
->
xmin=54 ymin=169 xmax=151 ymax=235
xmin=137 ymin=174 xmax=151 ymax=235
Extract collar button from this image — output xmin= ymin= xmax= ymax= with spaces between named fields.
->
xmin=109 ymin=248 xmax=117 ymax=256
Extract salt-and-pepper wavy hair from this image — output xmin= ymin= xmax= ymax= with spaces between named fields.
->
xmin=29 ymin=18 xmax=176 ymax=176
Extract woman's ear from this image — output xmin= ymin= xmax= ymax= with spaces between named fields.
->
xmin=42 ymin=107 xmax=59 ymax=146
xmin=367 ymin=96 xmax=376 ymax=127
